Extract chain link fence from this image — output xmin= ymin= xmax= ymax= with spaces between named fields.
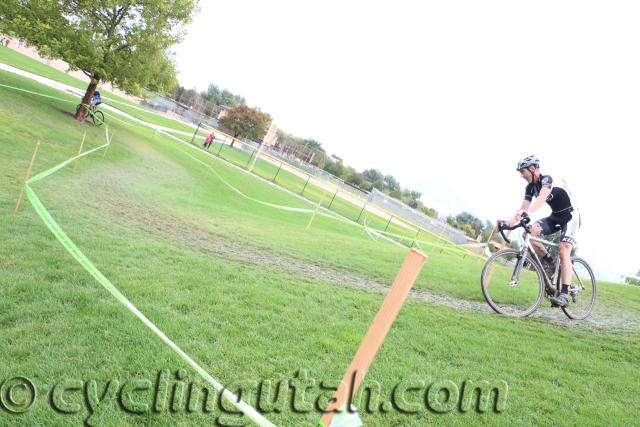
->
xmin=367 ymin=189 xmax=472 ymax=245
xmin=167 ymin=123 xmax=479 ymax=248
xmin=141 ymin=96 xmax=219 ymax=128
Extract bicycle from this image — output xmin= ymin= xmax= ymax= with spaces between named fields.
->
xmin=76 ymin=102 xmax=105 ymax=126
xmin=480 ymin=213 xmax=596 ymax=319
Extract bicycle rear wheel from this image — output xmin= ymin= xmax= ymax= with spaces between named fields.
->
xmin=481 ymin=249 xmax=545 ymax=317
xmin=561 ymin=257 xmax=596 ymax=320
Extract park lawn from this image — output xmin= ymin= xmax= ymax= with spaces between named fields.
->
xmin=1 ymin=67 xmax=639 ymax=426
xmin=0 ymin=46 xmax=201 ymax=135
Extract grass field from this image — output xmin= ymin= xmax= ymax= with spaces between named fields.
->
xmin=164 ymin=130 xmax=429 ymax=245
xmin=0 ymin=46 xmax=443 ymax=245
xmin=1 ymin=62 xmax=640 ymax=426
xmin=0 ymin=47 xmax=201 ymax=135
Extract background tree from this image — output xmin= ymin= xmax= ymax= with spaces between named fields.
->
xmin=446 ymin=212 xmax=489 ymax=239
xmin=363 ymin=169 xmax=384 ymax=191
xmin=218 ymin=104 xmax=271 ymax=147
xmin=401 ymin=188 xmax=422 ymax=209
xmin=0 ymin=0 xmax=198 ymax=121
xmin=299 ymin=138 xmax=324 ymax=153
xmin=418 ymin=205 xmax=438 ymax=218
xmin=345 ymin=168 xmax=365 ymax=187
xmin=322 ymin=157 xmax=346 ymax=178
xmin=177 ymin=88 xmax=197 ymax=108
xmin=625 ymin=270 xmax=640 ymax=286
xmin=446 ymin=215 xmax=477 ymax=239
xmin=383 ymin=174 xmax=401 ymax=193
xmin=454 ymin=211 xmax=485 ymax=239
xmin=200 ymin=83 xmax=245 ymax=108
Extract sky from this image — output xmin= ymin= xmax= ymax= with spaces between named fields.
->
xmin=172 ymin=1 xmax=640 ymax=281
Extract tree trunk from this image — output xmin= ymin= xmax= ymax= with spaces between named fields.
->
xmin=230 ymin=132 xmax=239 ymax=148
xmin=75 ymin=78 xmax=100 ymax=122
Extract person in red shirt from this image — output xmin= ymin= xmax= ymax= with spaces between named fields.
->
xmin=203 ymin=132 xmax=215 ymax=149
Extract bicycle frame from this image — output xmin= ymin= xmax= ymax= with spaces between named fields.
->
xmin=509 ymin=231 xmax=559 ymax=290
xmin=511 ymin=230 xmax=591 ymax=302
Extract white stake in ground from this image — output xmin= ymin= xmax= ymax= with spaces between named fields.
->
xmin=321 ymin=248 xmax=428 ymax=426
xmin=306 ymin=193 xmax=327 ymax=231
xmin=103 ymin=130 xmax=114 ymax=157
xmin=248 ymin=121 xmax=276 ymax=173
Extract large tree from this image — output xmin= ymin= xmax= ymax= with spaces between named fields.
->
xmin=0 ymin=0 xmax=198 ymax=121
xmin=218 ymin=104 xmax=271 ymax=147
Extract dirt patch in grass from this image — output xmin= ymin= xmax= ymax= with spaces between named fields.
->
xmin=83 ymin=171 xmax=640 ymax=333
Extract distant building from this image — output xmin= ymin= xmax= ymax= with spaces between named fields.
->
xmin=330 ymin=154 xmax=343 ymax=163
xmin=217 ymin=105 xmax=232 ymax=120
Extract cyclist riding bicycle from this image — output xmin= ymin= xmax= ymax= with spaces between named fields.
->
xmin=90 ymin=90 xmax=102 ymax=109
xmin=510 ymin=155 xmax=581 ymax=308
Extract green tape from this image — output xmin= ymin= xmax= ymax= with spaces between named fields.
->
xmin=0 ymin=79 xmax=470 ymax=252
xmin=160 ymin=129 xmax=486 ymax=257
xmin=163 ymin=130 xmax=353 ymax=223
xmin=1 ymin=78 xmax=464 ymax=253
xmin=28 ymin=142 xmax=109 ymax=183
xmin=23 ymin=126 xmax=275 ymax=427
xmin=362 ymin=224 xmax=487 ymax=261
xmin=0 ymin=82 xmax=77 ymax=103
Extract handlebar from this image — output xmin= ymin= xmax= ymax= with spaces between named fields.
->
xmin=497 ymin=212 xmax=532 ymax=244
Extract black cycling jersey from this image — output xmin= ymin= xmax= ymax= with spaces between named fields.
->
xmin=524 ymin=175 xmax=575 ymax=214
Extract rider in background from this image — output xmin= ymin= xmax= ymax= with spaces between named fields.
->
xmin=91 ymin=90 xmax=102 ymax=109
xmin=511 ymin=155 xmax=581 ymax=307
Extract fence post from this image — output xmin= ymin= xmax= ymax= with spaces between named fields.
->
xmin=245 ymin=150 xmax=255 ymax=169
xmin=328 ymin=188 xmax=339 ymax=209
xmin=191 ymin=122 xmax=201 ymax=144
xmin=217 ymin=141 xmax=225 ymax=156
xmin=300 ymin=175 xmax=311 ymax=195
xmin=384 ymin=216 xmax=393 ymax=232
xmin=273 ymin=162 xmax=283 ymax=182
xmin=356 ymin=202 xmax=367 ymax=223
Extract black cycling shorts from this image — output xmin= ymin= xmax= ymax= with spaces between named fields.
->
xmin=535 ymin=209 xmax=581 ymax=246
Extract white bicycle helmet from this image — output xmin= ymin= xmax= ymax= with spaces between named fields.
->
xmin=516 ymin=155 xmax=540 ymax=171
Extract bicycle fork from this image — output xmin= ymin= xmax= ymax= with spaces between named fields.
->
xmin=509 ymin=246 xmax=529 ymax=287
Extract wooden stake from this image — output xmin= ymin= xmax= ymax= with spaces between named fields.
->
xmin=486 ymin=225 xmax=497 ymax=246
xmin=321 ymin=249 xmax=427 ymax=426
xmin=14 ymin=140 xmax=41 ymax=214
xmin=72 ymin=132 xmax=87 ymax=174
xmin=305 ymin=193 xmax=327 ymax=231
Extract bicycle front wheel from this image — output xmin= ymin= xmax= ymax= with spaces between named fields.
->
xmin=481 ymin=249 xmax=545 ymax=317
xmin=93 ymin=110 xmax=104 ymax=126
xmin=561 ymin=257 xmax=597 ymax=320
